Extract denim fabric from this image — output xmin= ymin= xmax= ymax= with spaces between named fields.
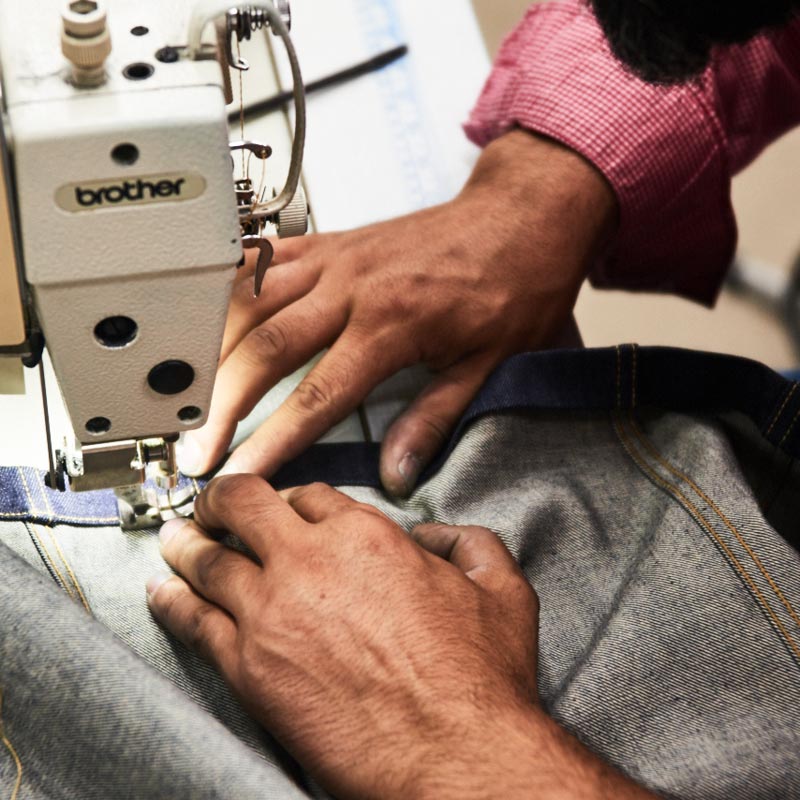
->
xmin=2 ymin=346 xmax=798 ymax=525
xmin=0 ymin=346 xmax=797 ymax=799
xmin=0 ymin=470 xmax=200 ymax=527
xmin=0 ymin=536 xmax=311 ymax=799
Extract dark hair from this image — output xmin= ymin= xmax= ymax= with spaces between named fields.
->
xmin=588 ymin=0 xmax=800 ymax=83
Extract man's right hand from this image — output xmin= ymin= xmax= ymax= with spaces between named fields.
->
xmin=179 ymin=129 xmax=617 ymax=493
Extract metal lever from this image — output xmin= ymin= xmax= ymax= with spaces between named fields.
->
xmin=242 ymin=235 xmax=274 ymax=297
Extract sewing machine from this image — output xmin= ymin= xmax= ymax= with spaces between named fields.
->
xmin=0 ymin=0 xmax=308 ymax=527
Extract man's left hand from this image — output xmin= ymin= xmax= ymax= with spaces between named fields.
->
xmin=147 ymin=476 xmax=656 ymax=800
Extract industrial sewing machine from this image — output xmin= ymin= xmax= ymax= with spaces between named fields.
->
xmin=0 ymin=0 xmax=308 ymax=528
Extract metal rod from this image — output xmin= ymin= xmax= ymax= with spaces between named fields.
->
xmin=38 ymin=359 xmax=57 ymax=491
xmin=229 ymin=44 xmax=409 ymax=122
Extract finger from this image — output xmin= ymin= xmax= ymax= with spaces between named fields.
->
xmin=380 ymin=354 xmax=496 ymax=497
xmin=280 ymin=482 xmax=357 ymax=523
xmin=147 ymin=573 xmax=238 ymax=675
xmin=219 ymin=328 xmax=406 ymax=478
xmin=193 ymin=474 xmax=304 ymax=559
xmin=270 ymin=232 xmax=322 ymax=265
xmin=179 ymin=293 xmax=346 ymax=476
xmin=410 ymin=524 xmax=522 ymax=585
xmin=158 ymin=518 xmax=261 ymax=614
xmin=222 ymin=260 xmax=322 ymax=363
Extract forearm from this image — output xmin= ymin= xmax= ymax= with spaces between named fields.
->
xmin=461 ymin=128 xmax=617 ymax=258
xmin=466 ymin=1 xmax=800 ymax=304
xmin=409 ymin=705 xmax=658 ymax=800
xmin=454 ymin=128 xmax=617 ymax=308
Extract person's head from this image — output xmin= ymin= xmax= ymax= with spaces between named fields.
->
xmin=588 ymin=0 xmax=800 ymax=83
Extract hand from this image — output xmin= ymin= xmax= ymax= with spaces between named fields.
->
xmin=148 ymin=477 xmax=656 ymax=800
xmin=179 ymin=130 xmax=617 ymax=494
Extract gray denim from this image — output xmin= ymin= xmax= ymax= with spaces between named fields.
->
xmin=0 ymin=406 xmax=797 ymax=798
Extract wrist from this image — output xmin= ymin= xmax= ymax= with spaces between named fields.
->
xmin=403 ymin=703 xmax=656 ymax=800
xmin=458 ymin=128 xmax=618 ymax=273
xmin=401 ymin=702 xmax=548 ymax=800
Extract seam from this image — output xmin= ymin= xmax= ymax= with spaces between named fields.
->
xmin=33 ymin=471 xmax=55 ymax=525
xmin=27 ymin=525 xmax=75 ymax=601
xmin=0 ymin=512 xmax=120 ymax=525
xmin=630 ymin=419 xmax=800 ymax=633
xmin=766 ymin=383 xmax=798 ymax=437
xmin=779 ymin=404 xmax=800 ymax=447
xmin=43 ymin=528 xmax=92 ymax=616
xmin=15 ymin=469 xmax=41 ymax=519
xmin=0 ymin=689 xmax=22 ymax=800
xmin=615 ymin=416 xmax=800 ymax=667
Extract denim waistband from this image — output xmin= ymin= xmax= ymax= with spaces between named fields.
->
xmin=1 ymin=345 xmax=797 ymax=527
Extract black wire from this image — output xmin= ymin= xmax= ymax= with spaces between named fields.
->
xmin=230 ymin=44 xmax=409 ymax=122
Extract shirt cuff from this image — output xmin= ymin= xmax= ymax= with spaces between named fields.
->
xmin=464 ymin=1 xmax=737 ymax=306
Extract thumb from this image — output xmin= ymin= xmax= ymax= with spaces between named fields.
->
xmin=380 ymin=354 xmax=494 ymax=497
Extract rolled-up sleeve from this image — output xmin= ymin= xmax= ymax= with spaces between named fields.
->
xmin=465 ymin=1 xmax=800 ymax=305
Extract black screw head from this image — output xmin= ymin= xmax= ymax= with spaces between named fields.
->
xmin=178 ymin=405 xmax=202 ymax=423
xmin=123 ymin=62 xmax=155 ymax=81
xmin=155 ymin=46 xmax=180 ymax=64
xmin=85 ymin=416 xmax=111 ymax=435
xmin=94 ymin=316 xmax=138 ymax=348
xmin=148 ymin=360 xmax=195 ymax=395
xmin=111 ymin=143 xmax=139 ymax=166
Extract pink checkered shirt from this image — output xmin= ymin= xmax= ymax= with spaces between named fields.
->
xmin=465 ymin=1 xmax=800 ymax=305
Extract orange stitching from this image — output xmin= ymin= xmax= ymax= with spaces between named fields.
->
xmin=615 ymin=345 xmax=622 ymax=411
xmin=630 ymin=419 xmax=800 ymax=633
xmin=779 ymin=404 xmax=800 ymax=448
xmin=0 ymin=511 xmax=119 ymax=525
xmin=16 ymin=469 xmax=40 ymax=519
xmin=34 ymin=472 xmax=55 ymax=525
xmin=8 ymin=468 xmax=118 ymax=525
xmin=44 ymin=529 xmax=91 ymax=615
xmin=0 ymin=689 xmax=22 ymax=800
xmin=615 ymin=417 xmax=800 ymax=664
xmin=27 ymin=525 xmax=75 ymax=601
xmin=767 ymin=383 xmax=798 ymax=437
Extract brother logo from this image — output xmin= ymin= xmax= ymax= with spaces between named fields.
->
xmin=56 ymin=172 xmax=206 ymax=212
xmin=76 ymin=178 xmax=187 ymax=207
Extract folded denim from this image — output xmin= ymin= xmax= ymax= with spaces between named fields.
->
xmin=0 ymin=345 xmax=797 ymax=799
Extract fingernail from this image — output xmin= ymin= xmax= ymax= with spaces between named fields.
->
xmin=177 ymin=435 xmax=204 ymax=477
xmin=396 ymin=452 xmax=422 ymax=496
xmin=159 ymin=518 xmax=187 ymax=546
xmin=146 ymin=571 xmax=173 ymax=599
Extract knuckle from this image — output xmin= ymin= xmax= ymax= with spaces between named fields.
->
xmin=205 ymin=474 xmax=262 ymax=510
xmin=152 ymin=577 xmax=181 ymax=616
xmin=247 ymin=320 xmax=290 ymax=363
xmin=289 ymin=374 xmax=338 ymax=418
xmin=284 ymin=481 xmax=331 ymax=507
xmin=185 ymin=604 xmax=219 ymax=650
xmin=302 ymin=481 xmax=330 ymax=498
xmin=504 ymin=572 xmax=538 ymax=609
xmin=194 ymin=547 xmax=231 ymax=591
xmin=418 ymin=413 xmax=451 ymax=446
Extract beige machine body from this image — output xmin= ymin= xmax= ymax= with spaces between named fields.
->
xmin=0 ymin=0 xmax=306 ymax=526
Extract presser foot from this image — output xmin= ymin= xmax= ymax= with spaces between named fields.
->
xmin=115 ymin=483 xmax=197 ymax=531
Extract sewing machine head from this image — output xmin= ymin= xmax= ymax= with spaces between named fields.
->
xmin=0 ymin=0 xmax=307 ymax=528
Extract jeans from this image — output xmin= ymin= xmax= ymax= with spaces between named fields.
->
xmin=0 ymin=345 xmax=797 ymax=799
